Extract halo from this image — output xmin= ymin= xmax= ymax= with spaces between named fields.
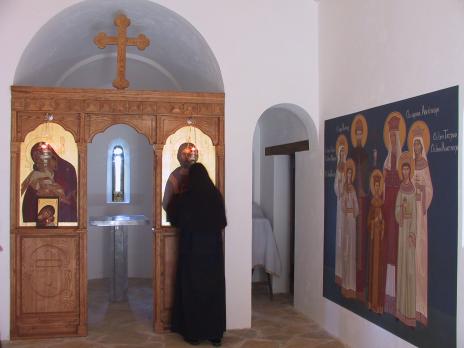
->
xmin=345 ymin=159 xmax=356 ymax=182
xmin=397 ymin=151 xmax=415 ymax=180
xmin=369 ymin=169 xmax=384 ymax=196
xmin=350 ymin=114 xmax=368 ymax=147
xmin=335 ymin=134 xmax=348 ymax=160
xmin=383 ymin=111 xmax=406 ymax=151
xmin=407 ymin=120 xmax=431 ymax=155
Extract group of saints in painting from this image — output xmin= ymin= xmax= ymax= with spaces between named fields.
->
xmin=334 ymin=111 xmax=433 ymax=328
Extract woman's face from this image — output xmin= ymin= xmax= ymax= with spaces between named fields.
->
xmin=374 ymin=181 xmax=381 ymax=195
xmin=347 ymin=168 xmax=353 ymax=182
xmin=414 ymin=139 xmax=423 ymax=156
xmin=339 ymin=146 xmax=345 ymax=161
xmin=389 ymin=131 xmax=397 ymax=152
xmin=49 ymin=156 xmax=57 ymax=170
xmin=356 ymin=130 xmax=363 ymax=144
xmin=32 ymin=146 xmax=52 ymax=170
xmin=38 ymin=208 xmax=52 ymax=220
xmin=402 ymin=164 xmax=411 ymax=180
xmin=179 ymin=145 xmax=199 ymax=168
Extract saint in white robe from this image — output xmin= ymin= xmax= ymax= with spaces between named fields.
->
xmin=412 ymin=137 xmax=433 ymax=325
xmin=334 ymin=165 xmax=345 ymax=285
xmin=341 ymin=183 xmax=359 ymax=298
xmin=395 ymin=182 xmax=417 ymax=327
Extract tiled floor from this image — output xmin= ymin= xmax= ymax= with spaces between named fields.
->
xmin=4 ymin=279 xmax=345 ymax=348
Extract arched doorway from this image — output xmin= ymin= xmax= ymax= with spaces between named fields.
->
xmin=252 ymin=104 xmax=315 ymax=302
xmin=10 ymin=0 xmax=224 ymax=339
xmin=87 ymin=124 xmax=154 ymax=330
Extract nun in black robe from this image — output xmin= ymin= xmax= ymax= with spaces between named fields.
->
xmin=167 ymin=163 xmax=227 ymax=346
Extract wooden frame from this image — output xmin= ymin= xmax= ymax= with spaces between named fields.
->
xmin=10 ymin=85 xmax=225 ymax=338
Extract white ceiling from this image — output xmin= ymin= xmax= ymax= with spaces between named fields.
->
xmin=14 ymin=0 xmax=224 ymax=92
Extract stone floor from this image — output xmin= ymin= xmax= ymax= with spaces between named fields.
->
xmin=3 ymin=279 xmax=345 ymax=348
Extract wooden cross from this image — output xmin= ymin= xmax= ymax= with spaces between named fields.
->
xmin=94 ymin=14 xmax=150 ymax=89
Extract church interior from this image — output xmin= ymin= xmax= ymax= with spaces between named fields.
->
xmin=1 ymin=1 xmax=464 ymax=348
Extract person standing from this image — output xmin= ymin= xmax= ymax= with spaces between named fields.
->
xmin=350 ymin=115 xmax=369 ymax=301
xmin=408 ymin=121 xmax=433 ymax=326
xmin=395 ymin=152 xmax=417 ymax=327
xmin=340 ymin=159 xmax=359 ymax=299
xmin=367 ymin=170 xmax=385 ymax=313
xmin=382 ymin=112 xmax=405 ymax=315
xmin=334 ymin=134 xmax=348 ymax=286
xmin=167 ymin=163 xmax=227 ymax=346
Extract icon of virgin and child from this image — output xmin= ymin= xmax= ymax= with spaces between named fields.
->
xmin=21 ymin=142 xmax=77 ymax=223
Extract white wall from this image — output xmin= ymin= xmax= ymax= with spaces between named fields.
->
xmin=252 ymin=124 xmax=261 ymax=205
xmin=87 ymin=124 xmax=153 ymax=280
xmin=0 ymin=0 xmax=319 ymax=339
xmin=314 ymin=1 xmax=464 ymax=347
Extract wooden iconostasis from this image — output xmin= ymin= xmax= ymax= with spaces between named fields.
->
xmin=10 ymin=86 xmax=224 ymax=339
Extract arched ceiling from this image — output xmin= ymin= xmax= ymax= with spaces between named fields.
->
xmin=14 ymin=0 xmax=223 ymax=92
xmin=257 ymin=105 xmax=310 ymax=146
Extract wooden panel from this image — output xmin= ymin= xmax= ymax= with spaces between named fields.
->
xmin=154 ymin=230 xmax=178 ymax=332
xmin=154 ymin=145 xmax=163 ymax=230
xmin=157 ymin=115 xmax=220 ymax=145
xmin=15 ymin=112 xmax=80 ymax=143
xmin=11 ymin=86 xmax=224 ymax=114
xmin=10 ymin=142 xmax=20 ymax=230
xmin=12 ymin=233 xmax=82 ymax=338
xmin=20 ymin=235 xmax=78 ymax=314
xmin=265 ymin=140 xmax=309 ymax=156
xmin=85 ymin=114 xmax=155 ymax=144
xmin=216 ymin=145 xmax=225 ymax=195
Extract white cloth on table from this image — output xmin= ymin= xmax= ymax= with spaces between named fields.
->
xmin=252 ymin=203 xmax=282 ymax=276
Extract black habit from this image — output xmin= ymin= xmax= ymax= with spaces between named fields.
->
xmin=167 ymin=182 xmax=227 ymax=341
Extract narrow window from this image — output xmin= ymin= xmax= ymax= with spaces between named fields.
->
xmin=112 ymin=145 xmax=124 ymax=202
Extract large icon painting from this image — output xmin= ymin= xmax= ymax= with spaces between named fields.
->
xmin=162 ymin=126 xmax=216 ymax=226
xmin=324 ymin=86 xmax=458 ymax=348
xmin=20 ymin=123 xmax=78 ymax=227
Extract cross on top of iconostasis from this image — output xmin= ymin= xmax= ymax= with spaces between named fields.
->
xmin=94 ymin=14 xmax=150 ymax=90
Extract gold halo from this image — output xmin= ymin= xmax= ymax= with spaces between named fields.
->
xmin=397 ymin=151 xmax=415 ymax=180
xmin=350 ymin=114 xmax=368 ymax=147
xmin=408 ymin=120 xmax=431 ymax=155
xmin=383 ymin=111 xmax=406 ymax=151
xmin=345 ymin=159 xmax=356 ymax=182
xmin=369 ymin=169 xmax=384 ymax=196
xmin=335 ymin=134 xmax=348 ymax=159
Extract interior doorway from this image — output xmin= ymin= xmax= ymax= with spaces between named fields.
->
xmin=252 ymin=105 xmax=309 ymax=303
xmin=87 ymin=124 xmax=154 ymax=330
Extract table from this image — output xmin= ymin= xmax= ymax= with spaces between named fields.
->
xmin=252 ymin=217 xmax=282 ymax=276
xmin=252 ymin=204 xmax=281 ymax=299
xmin=89 ymin=215 xmax=150 ymax=302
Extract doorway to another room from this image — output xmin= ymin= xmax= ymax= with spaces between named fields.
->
xmin=87 ymin=124 xmax=154 ymax=335
xmin=252 ymin=105 xmax=310 ymax=304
